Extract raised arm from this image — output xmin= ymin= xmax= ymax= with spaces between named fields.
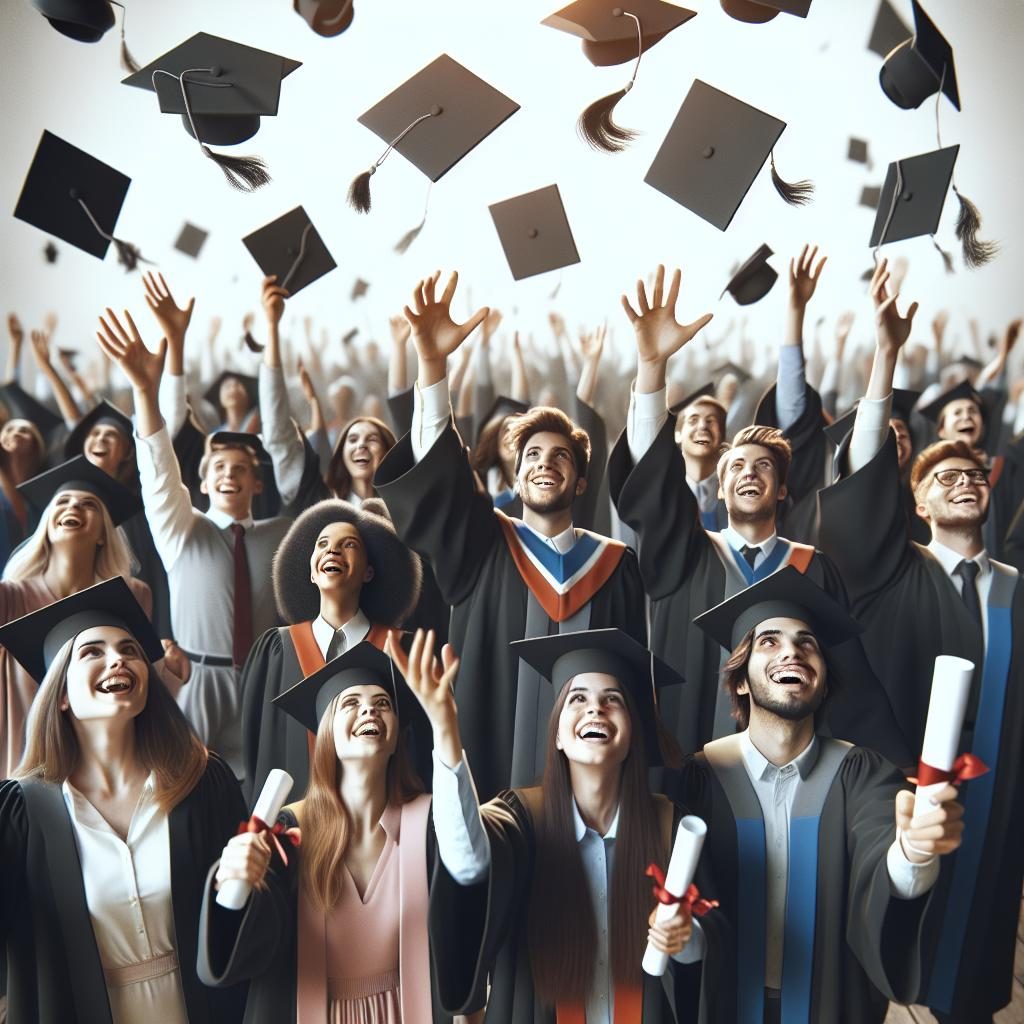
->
xmin=776 ymin=243 xmax=827 ymax=431
xmin=820 ymin=312 xmax=854 ymax=418
xmin=143 ymin=271 xmax=195 ymax=439
xmin=28 ymin=329 xmax=81 ymax=425
xmin=976 ymin=318 xmax=1021 ymax=391
xmin=575 ymin=323 xmax=606 ymax=408
xmin=387 ymin=314 xmax=411 ymax=396
xmin=4 ymin=315 xmax=23 ymax=383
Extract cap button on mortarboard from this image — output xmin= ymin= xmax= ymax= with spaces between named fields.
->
xmin=68 ymin=188 xmax=81 ymax=199
xmin=209 ymin=65 xmax=222 ymax=77
xmin=527 ymin=227 xmax=539 ymax=238
xmin=612 ymin=7 xmax=624 ymax=15
xmin=702 ymin=146 xmax=715 ymax=159
xmin=903 ymin=191 xmax=913 ymax=201
xmin=430 ymin=104 xmax=443 ymax=116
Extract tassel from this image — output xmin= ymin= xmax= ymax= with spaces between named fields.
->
xmin=243 ymin=330 xmax=264 ymax=353
xmin=202 ymin=146 xmax=271 ymax=192
xmin=113 ymin=239 xmax=144 ymax=272
xmin=393 ymin=218 xmax=424 ymax=254
xmin=953 ymin=187 xmax=998 ymax=268
xmin=770 ymin=152 xmax=814 ymax=207
xmin=931 ymin=237 xmax=956 ymax=274
xmin=577 ymin=87 xmax=638 ymax=153
xmin=348 ymin=167 xmax=374 ymax=213
xmin=120 ymin=35 xmax=140 ymax=73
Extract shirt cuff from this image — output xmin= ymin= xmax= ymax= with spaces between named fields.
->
xmin=671 ymin=917 xmax=706 ymax=964
xmin=431 ymin=750 xmax=490 ymax=886
xmin=848 ymin=393 xmax=893 ymax=473
xmin=411 ymin=377 xmax=453 ymax=462
xmin=158 ymin=373 xmax=188 ymax=438
xmin=887 ymin=835 xmax=940 ymax=900
xmin=626 ymin=383 xmax=667 ymax=464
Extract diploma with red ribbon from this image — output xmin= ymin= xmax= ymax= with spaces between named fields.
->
xmin=238 ymin=814 xmax=302 ymax=867
xmin=642 ymin=815 xmax=711 ymax=977
xmin=217 ymin=768 xmax=295 ymax=911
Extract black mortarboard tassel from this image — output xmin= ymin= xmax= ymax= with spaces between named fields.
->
xmin=577 ymin=8 xmax=643 ymax=152
xmin=72 ymin=187 xmax=148 ymax=271
xmin=110 ymin=1 xmax=139 ymax=72
xmin=769 ymin=150 xmax=814 ymax=206
xmin=953 ymin=184 xmax=997 ymax=269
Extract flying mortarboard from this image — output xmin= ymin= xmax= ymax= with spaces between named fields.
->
xmin=18 ymin=454 xmax=142 ymax=526
xmin=645 ymin=80 xmax=813 ymax=231
xmin=669 ymin=381 xmax=716 ymax=417
xmin=0 ymin=576 xmax=163 ymax=684
xmin=175 ymin=222 xmax=208 ymax=259
xmin=294 ymin=0 xmax=354 ymax=36
xmin=917 ymin=379 xmax=986 ymax=424
xmin=13 ymin=130 xmax=146 ymax=271
xmin=859 ymin=184 xmax=882 ymax=209
xmin=489 ymin=184 xmax=581 ymax=281
xmin=720 ymin=244 xmax=777 ymax=305
xmin=242 ymin=206 xmax=337 ymax=297
xmin=694 ymin=565 xmax=861 ymax=651
xmin=348 ymin=54 xmax=519 ymax=214
xmin=203 ymin=373 xmax=259 ymax=417
xmin=879 ymin=0 xmax=959 ymax=112
xmin=0 ymin=382 xmax=64 ymax=437
xmin=542 ymin=0 xmax=697 ymax=152
xmin=64 ymin=398 xmax=133 ymax=459
xmin=847 ymin=137 xmax=870 ymax=166
xmin=30 ymin=0 xmax=140 ymax=73
xmin=720 ymin=0 xmax=811 ymax=25
xmin=867 ymin=0 xmax=911 ymax=58
xmin=510 ymin=628 xmax=683 ymax=767
xmin=351 ymin=278 xmax=370 ymax=301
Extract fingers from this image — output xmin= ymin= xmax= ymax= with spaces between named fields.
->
xmin=620 ymin=294 xmax=639 ymax=324
xmin=684 ymin=312 xmax=715 ymax=340
xmin=810 ymin=254 xmax=827 ymax=281
xmin=460 ymin=306 xmax=490 ymax=342
xmin=894 ymin=789 xmax=915 ymax=829
xmin=440 ymin=271 xmax=459 ymax=307
xmin=905 ymin=301 xmax=919 ymax=326
xmin=666 ymin=267 xmax=681 ymax=311
xmin=636 ymin=278 xmax=651 ymax=316
xmin=385 ymin=630 xmax=409 ymax=677
xmin=122 ymin=309 xmax=143 ymax=344
xmin=419 ymin=629 xmax=439 ymax=686
xmin=651 ymin=264 xmax=665 ymax=309
xmin=407 ymin=628 xmax=425 ymax=687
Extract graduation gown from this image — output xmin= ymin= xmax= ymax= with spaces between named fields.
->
xmin=818 ymin=433 xmax=1024 ymax=1018
xmin=674 ymin=737 xmax=932 ymax=1024
xmin=0 ymin=755 xmax=246 ymax=1024
xmin=608 ymin=420 xmax=910 ymax=766
xmin=429 ymin=786 xmax=691 ymax=1023
xmin=375 ymin=422 xmax=646 ymax=801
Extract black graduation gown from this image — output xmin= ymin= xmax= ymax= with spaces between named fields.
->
xmin=818 ymin=433 xmax=1024 ymax=1018
xmin=673 ymin=743 xmax=933 ymax=1024
xmin=0 ymin=756 xmax=247 ymax=1024
xmin=197 ymin=806 xmax=451 ymax=1023
xmin=429 ymin=787 xmax=694 ymax=1023
xmin=375 ymin=422 xmax=646 ymax=801
xmin=608 ymin=420 xmax=910 ymax=767
xmin=120 ymin=508 xmax=174 ymax=639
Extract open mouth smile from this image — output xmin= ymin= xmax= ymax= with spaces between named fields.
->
xmin=354 ymin=721 xmax=383 ymax=738
xmin=768 ymin=663 xmax=813 ymax=687
xmin=576 ymin=721 xmax=612 ymax=742
xmin=96 ymin=672 xmax=136 ymax=694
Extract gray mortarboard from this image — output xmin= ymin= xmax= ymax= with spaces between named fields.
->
xmin=510 ymin=628 xmax=683 ymax=767
xmin=203 ymin=373 xmax=259 ymax=416
xmin=294 ymin=0 xmax=354 ymax=36
xmin=848 ymin=137 xmax=870 ymax=165
xmin=0 ymin=576 xmax=163 ymax=684
xmin=645 ymin=80 xmax=813 ymax=231
xmin=720 ymin=244 xmax=777 ymax=305
xmin=823 ymin=388 xmax=920 ymax=445
xmin=348 ymin=54 xmax=519 ymax=213
xmin=867 ymin=0 xmax=911 ymax=58
xmin=859 ymin=184 xmax=882 ymax=209
xmin=351 ymin=278 xmax=370 ymax=301
xmin=489 ymin=184 xmax=581 ymax=282
xmin=880 ymin=0 xmax=959 ymax=112
xmin=720 ymin=0 xmax=811 ymax=25
xmin=242 ymin=206 xmax=337 ymax=296
xmin=694 ymin=565 xmax=861 ymax=652
xmin=18 ymin=454 xmax=142 ymax=525
xmin=869 ymin=144 xmax=958 ymax=247
xmin=30 ymin=0 xmax=114 ymax=42
xmin=478 ymin=395 xmax=530 ymax=441
xmin=0 ymin=382 xmax=64 ymax=437
xmin=64 ymin=398 xmax=133 ymax=459
xmin=711 ymin=361 xmax=753 ymax=386
xmin=13 ymin=130 xmax=145 ymax=270
xmin=175 ymin=223 xmax=208 ymax=259
xmin=669 ymin=381 xmax=716 ymax=417
xmin=918 ymin=379 xmax=986 ymax=424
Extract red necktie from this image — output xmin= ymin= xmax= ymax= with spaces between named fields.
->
xmin=230 ymin=523 xmax=254 ymax=667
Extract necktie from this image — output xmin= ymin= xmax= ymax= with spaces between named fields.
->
xmin=326 ymin=628 xmax=346 ymax=662
xmin=230 ymin=523 xmax=254 ymax=667
xmin=740 ymin=544 xmax=761 ymax=570
xmin=954 ymin=559 xmax=982 ymax=629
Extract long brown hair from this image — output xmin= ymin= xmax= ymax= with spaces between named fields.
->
xmin=526 ymin=679 xmax=665 ymax=1006
xmin=299 ymin=693 xmax=423 ymax=910
xmin=470 ymin=416 xmax=514 ymax=489
xmin=325 ymin=417 xmax=397 ymax=500
xmin=14 ymin=637 xmax=207 ymax=813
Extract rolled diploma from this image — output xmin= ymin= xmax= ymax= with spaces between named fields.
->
xmin=217 ymin=768 xmax=294 ymax=911
xmin=641 ymin=815 xmax=708 ymax=977
xmin=913 ymin=655 xmax=975 ymax=820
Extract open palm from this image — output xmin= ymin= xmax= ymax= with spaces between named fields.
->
xmin=403 ymin=271 xmax=489 ymax=364
xmin=96 ymin=308 xmax=167 ymax=393
xmin=622 ymin=265 xmax=713 ymax=364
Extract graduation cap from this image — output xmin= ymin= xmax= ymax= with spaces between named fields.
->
xmin=30 ymin=0 xmax=140 ymax=73
xmin=917 ymin=379 xmax=986 ymax=424
xmin=822 ymin=388 xmax=920 ymax=446
xmin=720 ymin=0 xmax=811 ymax=25
xmin=175 ymin=222 xmax=208 ymax=259
xmin=867 ymin=0 xmax=912 ymax=58
xmin=477 ymin=395 xmax=529 ymax=441
xmin=645 ymin=80 xmax=813 ymax=231
xmin=351 ymin=278 xmax=370 ymax=301
xmin=542 ymin=0 xmax=697 ymax=152
xmin=669 ymin=381 xmax=716 ymax=417
xmin=242 ymin=206 xmax=337 ymax=297
xmin=347 ymin=54 xmax=519 ymax=213
xmin=0 ymin=382 xmax=64 ymax=437
xmin=847 ymin=137 xmax=870 ymax=166
xmin=510 ymin=628 xmax=683 ymax=767
xmin=122 ymin=33 xmax=302 ymax=192
xmin=489 ymin=184 xmax=581 ymax=281
xmin=13 ymin=130 xmax=145 ymax=271
xmin=18 ymin=454 xmax=142 ymax=525
xmin=0 ymin=576 xmax=163 ymax=684
xmin=294 ymin=0 xmax=354 ymax=36
xmin=720 ymin=244 xmax=777 ymax=305
xmin=203 ymin=373 xmax=259 ymax=417
xmin=869 ymin=145 xmax=957 ymax=250
xmin=208 ymin=429 xmax=269 ymax=458
xmin=64 ymin=398 xmax=134 ymax=459
xmin=951 ymin=354 xmax=983 ymax=373
xmin=694 ymin=565 xmax=861 ymax=651
xmin=859 ymin=184 xmax=882 ymax=209
xmin=879 ymin=0 xmax=959 ymax=112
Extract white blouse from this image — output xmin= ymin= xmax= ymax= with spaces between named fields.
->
xmin=62 ymin=774 xmax=188 ymax=1024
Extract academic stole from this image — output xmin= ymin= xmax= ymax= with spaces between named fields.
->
xmin=703 ymin=733 xmax=851 ymax=1023
xmin=926 ymin=562 xmax=1017 ymax=1013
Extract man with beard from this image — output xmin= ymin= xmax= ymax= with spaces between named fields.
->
xmin=374 ymin=271 xmax=646 ymax=800
xmin=819 ymin=263 xmax=1024 ymax=1023
xmin=674 ymin=567 xmax=964 ymax=1024
xmin=608 ymin=265 xmax=908 ymax=765
xmin=672 ymin=383 xmax=729 ymax=531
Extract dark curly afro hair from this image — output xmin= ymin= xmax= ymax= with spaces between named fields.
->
xmin=272 ymin=498 xmax=422 ymax=627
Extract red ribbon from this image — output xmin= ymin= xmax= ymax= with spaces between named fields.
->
xmin=645 ymin=863 xmax=719 ymax=918
xmin=237 ymin=815 xmax=302 ymax=867
xmin=909 ymin=752 xmax=990 ymax=788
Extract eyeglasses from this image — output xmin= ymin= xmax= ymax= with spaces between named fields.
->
xmin=932 ymin=468 xmax=989 ymax=488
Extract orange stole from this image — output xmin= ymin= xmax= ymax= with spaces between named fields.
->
xmin=786 ymin=542 xmax=814 ymax=575
xmin=557 ymin=987 xmax=643 ymax=1024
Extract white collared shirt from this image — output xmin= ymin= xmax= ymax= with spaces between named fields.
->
xmin=687 ymin=473 xmax=720 ymax=516
xmin=522 ymin=520 xmax=577 ymax=554
xmin=311 ymin=609 xmax=371 ymax=661
xmin=204 ymin=506 xmax=255 ymax=532
xmin=927 ymin=539 xmax=993 ymax=646
xmin=720 ymin=525 xmax=779 ymax=571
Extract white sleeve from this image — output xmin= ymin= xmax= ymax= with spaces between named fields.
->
xmin=157 ymin=373 xmax=189 ymax=439
xmin=134 ymin=424 xmax=197 ymax=570
xmin=886 ymin=835 xmax=940 ymax=899
xmin=848 ymin=393 xmax=894 ymax=473
xmin=671 ymin=917 xmax=706 ymax=964
xmin=626 ymin=384 xmax=668 ymax=463
xmin=258 ymin=363 xmax=305 ymax=506
xmin=411 ymin=378 xmax=453 ymax=462
xmin=775 ymin=346 xmax=807 ymax=432
xmin=431 ymin=751 xmax=491 ymax=886
xmin=819 ymin=357 xmax=840 ymax=397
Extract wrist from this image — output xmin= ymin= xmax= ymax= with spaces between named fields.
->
xmin=419 ymin=357 xmax=447 ymax=388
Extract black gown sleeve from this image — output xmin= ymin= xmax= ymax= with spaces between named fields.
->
xmin=0 ymin=780 xmax=28 ymax=940
xmin=239 ymin=628 xmax=286 ymax=804
xmin=387 ymin=387 xmax=415 ymax=439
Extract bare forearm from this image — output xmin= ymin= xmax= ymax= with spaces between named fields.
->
xmin=635 ymin=357 xmax=668 ymax=395
xmin=577 ymin=354 xmax=599 ymax=405
xmin=132 ymin=384 xmax=165 ymax=439
xmin=308 ymin=395 xmax=325 ymax=434
xmin=389 ymin=340 xmax=408 ymax=394
xmin=38 ymin=361 xmax=82 ymax=423
xmin=167 ymin=339 xmax=185 ymax=378
xmin=264 ymin=322 xmax=282 ymax=370
xmin=865 ymin=347 xmax=899 ymax=402
xmin=784 ymin=304 xmax=806 ymax=350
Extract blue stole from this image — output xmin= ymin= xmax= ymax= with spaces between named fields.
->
xmin=729 ymin=537 xmax=793 ymax=586
xmin=493 ymin=488 xmax=516 ymax=510
xmin=926 ymin=562 xmax=1018 ymax=1012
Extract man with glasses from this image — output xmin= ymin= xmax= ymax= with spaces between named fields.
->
xmin=818 ymin=260 xmax=1024 ymax=1024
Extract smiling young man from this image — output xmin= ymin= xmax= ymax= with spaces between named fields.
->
xmin=818 ymin=262 xmax=1024 ymax=1023
xmin=96 ymin=309 xmax=291 ymax=784
xmin=608 ymin=266 xmax=908 ymax=765
xmin=673 ymin=385 xmax=728 ymax=531
xmin=374 ymin=271 xmax=645 ymax=801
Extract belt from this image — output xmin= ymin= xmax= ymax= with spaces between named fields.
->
xmin=103 ymin=951 xmax=179 ymax=988
xmin=328 ymin=968 xmax=400 ymax=1000
xmin=181 ymin=649 xmax=236 ymax=668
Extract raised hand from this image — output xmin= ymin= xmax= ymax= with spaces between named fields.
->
xmin=261 ymin=275 xmax=289 ymax=328
xmin=1000 ymin=317 xmax=1022 ymax=357
xmin=96 ymin=308 xmax=167 ymax=395
xmin=481 ymin=308 xmax=503 ymax=346
xmin=931 ymin=310 xmax=949 ymax=348
xmin=579 ymin=323 xmax=607 ymax=363
xmin=7 ymin=313 xmax=24 ymax=347
xmin=28 ymin=329 xmax=53 ymax=368
xmin=143 ymin=271 xmax=195 ymax=350
xmin=388 ymin=314 xmax=411 ymax=349
xmin=788 ymin=244 xmax=827 ymax=309
xmin=895 ymin=784 xmax=964 ymax=864
xmin=297 ymin=358 xmax=316 ymax=402
xmin=870 ymin=258 xmax=919 ymax=356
